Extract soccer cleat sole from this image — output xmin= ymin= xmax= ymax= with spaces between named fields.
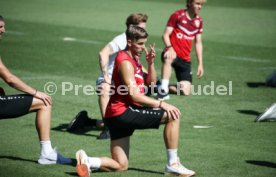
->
xmin=76 ymin=164 xmax=90 ymax=177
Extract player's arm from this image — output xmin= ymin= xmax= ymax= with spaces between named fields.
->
xmin=144 ymin=43 xmax=156 ymax=86
xmin=98 ymin=44 xmax=114 ymax=84
xmin=195 ymin=33 xmax=204 ymax=78
xmin=162 ymin=26 xmax=176 ymax=60
xmin=119 ymin=60 xmax=180 ymax=120
xmin=0 ymin=58 xmax=52 ymax=105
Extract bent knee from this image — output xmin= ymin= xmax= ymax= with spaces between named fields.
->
xmin=116 ymin=163 xmax=128 ymax=172
xmin=180 ymin=89 xmax=191 ymax=96
xmin=31 ymin=98 xmax=52 ymax=111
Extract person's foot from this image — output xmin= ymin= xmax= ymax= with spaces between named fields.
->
xmin=97 ymin=128 xmax=110 ymax=140
xmin=165 ymin=158 xmax=195 ymax=177
xmin=67 ymin=111 xmax=89 ymax=131
xmin=256 ymin=103 xmax=276 ymax=122
xmin=76 ymin=149 xmax=90 ymax=177
xmin=38 ymin=149 xmax=72 ymax=165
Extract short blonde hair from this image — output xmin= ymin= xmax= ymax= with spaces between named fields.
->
xmin=186 ymin=0 xmax=207 ymax=8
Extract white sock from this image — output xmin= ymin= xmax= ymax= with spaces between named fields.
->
xmin=161 ymin=79 xmax=169 ymax=93
xmin=40 ymin=140 xmax=54 ymax=156
xmin=88 ymin=157 xmax=101 ymax=169
xmin=167 ymin=149 xmax=178 ymax=165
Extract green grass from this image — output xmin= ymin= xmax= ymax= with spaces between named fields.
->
xmin=0 ymin=0 xmax=276 ymax=177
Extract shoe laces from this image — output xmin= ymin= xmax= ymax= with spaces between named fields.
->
xmin=171 ymin=158 xmax=188 ymax=171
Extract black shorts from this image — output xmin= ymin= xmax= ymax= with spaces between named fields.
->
xmin=0 ymin=94 xmax=33 ymax=119
xmin=161 ymin=50 xmax=192 ymax=83
xmin=104 ymin=105 xmax=165 ymax=140
xmin=172 ymin=58 xmax=192 ymax=83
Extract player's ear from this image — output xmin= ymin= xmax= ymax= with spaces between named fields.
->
xmin=127 ymin=39 xmax=132 ymax=48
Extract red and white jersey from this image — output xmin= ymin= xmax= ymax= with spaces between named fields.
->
xmin=167 ymin=9 xmax=203 ymax=62
xmin=105 ymin=50 xmax=144 ymax=118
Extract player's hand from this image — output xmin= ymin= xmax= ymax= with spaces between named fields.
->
xmin=164 ymin=47 xmax=176 ymax=61
xmin=35 ymin=91 xmax=52 ymax=106
xmin=197 ymin=64 xmax=204 ymax=78
xmin=160 ymin=101 xmax=181 ymax=120
xmin=145 ymin=43 xmax=155 ymax=65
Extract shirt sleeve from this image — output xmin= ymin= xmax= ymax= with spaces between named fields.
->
xmin=167 ymin=10 xmax=179 ymax=28
xmin=108 ymin=33 xmax=127 ymax=53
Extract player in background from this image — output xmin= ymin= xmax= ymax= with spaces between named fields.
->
xmin=0 ymin=15 xmax=72 ymax=165
xmin=75 ymin=26 xmax=195 ymax=177
xmin=157 ymin=0 xmax=206 ymax=100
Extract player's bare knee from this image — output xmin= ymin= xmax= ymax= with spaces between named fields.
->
xmin=117 ymin=162 xmax=128 ymax=171
xmin=180 ymin=88 xmax=191 ymax=96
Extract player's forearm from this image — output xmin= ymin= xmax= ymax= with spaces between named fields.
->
xmin=98 ymin=53 xmax=109 ymax=77
xmin=131 ymin=93 xmax=160 ymax=108
xmin=145 ymin=63 xmax=156 ymax=86
xmin=162 ymin=33 xmax=172 ymax=48
xmin=195 ymin=41 xmax=203 ymax=65
xmin=5 ymin=73 xmax=36 ymax=95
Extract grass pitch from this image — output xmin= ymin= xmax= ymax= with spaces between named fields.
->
xmin=0 ymin=0 xmax=276 ymax=176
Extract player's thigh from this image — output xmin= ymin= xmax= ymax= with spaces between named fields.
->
xmin=0 ymin=94 xmax=33 ymax=119
xmin=111 ymin=137 xmax=130 ymax=165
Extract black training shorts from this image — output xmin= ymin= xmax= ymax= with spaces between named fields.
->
xmin=172 ymin=57 xmax=192 ymax=83
xmin=0 ymin=94 xmax=33 ymax=119
xmin=161 ymin=50 xmax=192 ymax=83
xmin=104 ymin=105 xmax=165 ymax=140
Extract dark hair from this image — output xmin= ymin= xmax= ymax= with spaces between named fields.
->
xmin=0 ymin=16 xmax=4 ymax=22
xmin=126 ymin=13 xmax=148 ymax=28
xmin=126 ymin=25 xmax=148 ymax=42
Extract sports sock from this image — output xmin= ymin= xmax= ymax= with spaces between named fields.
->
xmin=40 ymin=140 xmax=54 ymax=156
xmin=161 ymin=79 xmax=169 ymax=93
xmin=88 ymin=157 xmax=101 ymax=169
xmin=167 ymin=149 xmax=178 ymax=166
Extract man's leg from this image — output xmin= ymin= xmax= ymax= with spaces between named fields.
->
xmin=160 ymin=58 xmax=174 ymax=93
xmin=30 ymin=98 xmax=72 ymax=165
xmin=29 ymin=98 xmax=51 ymax=141
xmin=100 ymin=137 xmax=130 ymax=171
xmin=76 ymin=137 xmax=130 ymax=176
xmin=160 ymin=113 xmax=195 ymax=176
xmin=167 ymin=81 xmax=191 ymax=96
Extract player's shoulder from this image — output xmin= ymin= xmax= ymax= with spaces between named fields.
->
xmin=113 ymin=32 xmax=126 ymax=41
xmin=174 ymin=9 xmax=185 ymax=14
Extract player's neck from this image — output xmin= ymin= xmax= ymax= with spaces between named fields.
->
xmin=186 ymin=9 xmax=196 ymax=20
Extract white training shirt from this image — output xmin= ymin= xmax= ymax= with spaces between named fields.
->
xmin=106 ymin=32 xmax=127 ymax=77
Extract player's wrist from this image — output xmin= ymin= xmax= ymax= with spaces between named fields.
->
xmin=33 ymin=89 xmax=37 ymax=96
xmin=165 ymin=45 xmax=172 ymax=50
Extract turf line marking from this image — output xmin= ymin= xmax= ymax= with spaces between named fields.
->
xmin=63 ymin=37 xmax=101 ymax=45
xmin=260 ymin=67 xmax=276 ymax=70
xmin=225 ymin=56 xmax=270 ymax=63
xmin=193 ymin=125 xmax=213 ymax=129
xmin=22 ymin=75 xmax=68 ymax=80
xmin=6 ymin=30 xmax=24 ymax=35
